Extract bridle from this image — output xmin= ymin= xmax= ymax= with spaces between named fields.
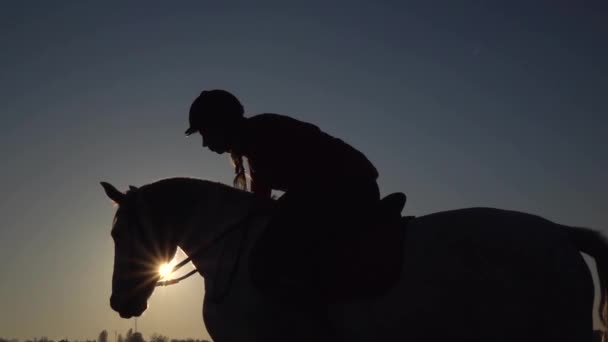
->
xmin=156 ymin=257 xmax=199 ymax=287
xmin=153 ymin=205 xmax=264 ymax=287
xmin=118 ymin=186 xmax=271 ymax=288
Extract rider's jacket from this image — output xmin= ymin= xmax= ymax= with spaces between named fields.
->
xmin=232 ymin=113 xmax=378 ymax=196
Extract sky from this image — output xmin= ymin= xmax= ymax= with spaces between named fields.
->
xmin=0 ymin=1 xmax=607 ymax=340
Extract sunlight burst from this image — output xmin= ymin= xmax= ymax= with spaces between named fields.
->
xmin=158 ymin=259 xmax=177 ymax=279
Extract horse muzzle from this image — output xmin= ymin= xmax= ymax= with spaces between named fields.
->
xmin=110 ymin=293 xmax=148 ymax=318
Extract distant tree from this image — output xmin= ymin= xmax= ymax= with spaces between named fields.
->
xmin=98 ymin=330 xmax=108 ymax=342
xmin=149 ymin=334 xmax=167 ymax=342
xmin=128 ymin=333 xmax=143 ymax=342
xmin=125 ymin=330 xmax=133 ymax=342
xmin=117 ymin=334 xmax=123 ymax=342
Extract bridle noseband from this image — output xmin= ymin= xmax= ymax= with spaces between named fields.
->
xmin=156 ymin=258 xmax=198 ymax=287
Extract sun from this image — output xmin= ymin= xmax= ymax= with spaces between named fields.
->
xmin=159 ymin=259 xmax=177 ymax=279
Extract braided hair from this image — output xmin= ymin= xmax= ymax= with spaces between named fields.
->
xmin=231 ymin=152 xmax=248 ymax=191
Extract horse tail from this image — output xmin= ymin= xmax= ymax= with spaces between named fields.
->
xmin=568 ymin=226 xmax=608 ymax=333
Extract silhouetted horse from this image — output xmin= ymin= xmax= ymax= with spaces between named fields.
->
xmin=102 ymin=177 xmax=607 ymax=342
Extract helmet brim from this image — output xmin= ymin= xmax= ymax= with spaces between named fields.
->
xmin=184 ymin=126 xmax=198 ymax=136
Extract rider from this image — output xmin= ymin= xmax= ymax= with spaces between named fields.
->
xmin=185 ymin=89 xmax=380 ymax=299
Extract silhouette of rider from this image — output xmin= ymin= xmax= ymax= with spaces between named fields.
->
xmin=185 ymin=89 xmax=380 ymax=299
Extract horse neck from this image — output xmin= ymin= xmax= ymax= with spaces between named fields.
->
xmin=161 ymin=182 xmax=265 ymax=276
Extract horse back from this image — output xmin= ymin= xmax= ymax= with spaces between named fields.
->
xmin=363 ymin=207 xmax=594 ymax=341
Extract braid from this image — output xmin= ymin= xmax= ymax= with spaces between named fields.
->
xmin=231 ymin=152 xmax=248 ymax=191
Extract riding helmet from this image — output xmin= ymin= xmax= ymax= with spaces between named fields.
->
xmin=185 ymin=89 xmax=244 ymax=136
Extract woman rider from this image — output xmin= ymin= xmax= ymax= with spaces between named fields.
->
xmin=185 ymin=89 xmax=380 ymax=300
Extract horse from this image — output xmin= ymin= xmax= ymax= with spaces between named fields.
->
xmin=101 ymin=177 xmax=607 ymax=342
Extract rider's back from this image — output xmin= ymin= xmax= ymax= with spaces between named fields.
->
xmin=239 ymin=113 xmax=378 ymax=192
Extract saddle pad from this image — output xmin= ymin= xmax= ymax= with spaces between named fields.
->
xmin=326 ymin=218 xmax=408 ymax=301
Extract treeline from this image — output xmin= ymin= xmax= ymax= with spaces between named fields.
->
xmin=113 ymin=329 xmax=210 ymax=342
xmin=0 ymin=330 xmax=210 ymax=342
xmin=0 ymin=338 xmax=210 ymax=342
xmin=0 ymin=338 xmax=93 ymax=342
xmin=0 ymin=338 xmax=92 ymax=342
xmin=0 ymin=337 xmax=210 ymax=342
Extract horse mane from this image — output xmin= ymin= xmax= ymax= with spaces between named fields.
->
xmin=139 ymin=177 xmax=231 ymax=201
xmin=134 ymin=177 xmax=264 ymax=229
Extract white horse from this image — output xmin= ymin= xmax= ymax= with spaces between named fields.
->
xmin=101 ymin=177 xmax=607 ymax=342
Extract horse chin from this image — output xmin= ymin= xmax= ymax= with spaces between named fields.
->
xmin=116 ymin=300 xmax=147 ymax=319
xmin=118 ymin=305 xmax=146 ymax=319
xmin=110 ymin=295 xmax=148 ymax=318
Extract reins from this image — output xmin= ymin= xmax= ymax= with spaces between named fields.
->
xmin=155 ymin=208 xmax=262 ymax=287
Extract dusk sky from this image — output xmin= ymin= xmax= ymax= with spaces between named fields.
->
xmin=1 ymin=1 xmax=606 ymax=341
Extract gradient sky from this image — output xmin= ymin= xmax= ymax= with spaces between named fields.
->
xmin=1 ymin=1 xmax=606 ymax=341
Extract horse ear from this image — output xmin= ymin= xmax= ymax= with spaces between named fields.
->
xmin=129 ymin=185 xmax=139 ymax=191
xmin=101 ymin=181 xmax=126 ymax=204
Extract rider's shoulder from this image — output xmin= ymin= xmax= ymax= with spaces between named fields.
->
xmin=247 ymin=113 xmax=320 ymax=131
xmin=247 ymin=113 xmax=295 ymax=124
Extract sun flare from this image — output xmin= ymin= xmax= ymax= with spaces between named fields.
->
xmin=159 ymin=259 xmax=177 ymax=279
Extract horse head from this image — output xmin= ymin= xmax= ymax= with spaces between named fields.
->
xmin=101 ymin=181 xmax=178 ymax=318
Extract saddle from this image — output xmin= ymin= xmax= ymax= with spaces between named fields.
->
xmin=250 ymin=192 xmax=412 ymax=302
